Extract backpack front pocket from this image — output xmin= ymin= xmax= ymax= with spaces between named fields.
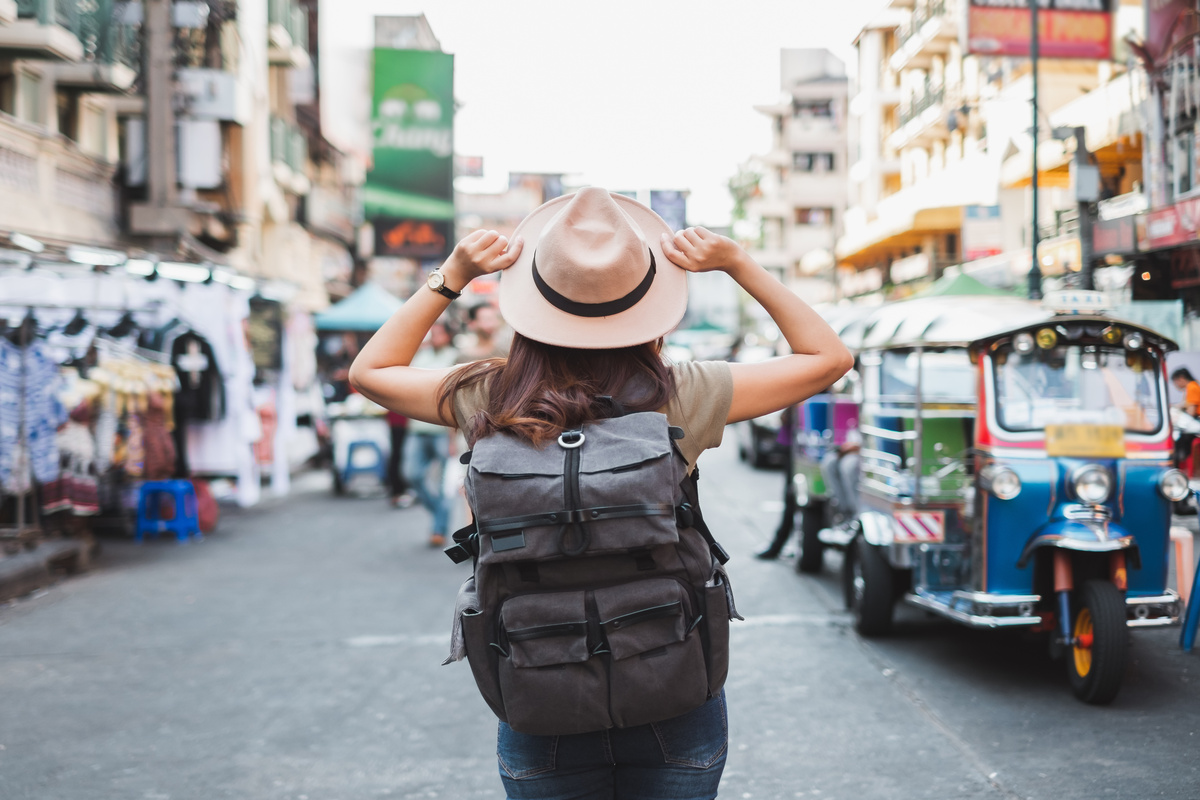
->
xmin=595 ymin=579 xmax=709 ymax=728
xmin=497 ymin=591 xmax=610 ymax=735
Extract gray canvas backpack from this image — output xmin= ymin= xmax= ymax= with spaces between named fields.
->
xmin=443 ymin=409 xmax=740 ymax=736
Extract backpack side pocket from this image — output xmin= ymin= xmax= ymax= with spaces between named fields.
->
xmin=461 ymin=609 xmax=506 ymax=722
xmin=702 ymin=577 xmax=733 ymax=696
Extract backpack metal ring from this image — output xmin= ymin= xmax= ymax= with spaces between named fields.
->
xmin=558 ymin=432 xmax=586 ymax=449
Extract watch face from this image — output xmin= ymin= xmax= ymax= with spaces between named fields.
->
xmin=428 ymin=271 xmax=444 ymax=290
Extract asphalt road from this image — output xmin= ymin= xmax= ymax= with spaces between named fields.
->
xmin=1 ymin=434 xmax=1197 ymax=800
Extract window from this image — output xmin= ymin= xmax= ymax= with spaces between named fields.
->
xmin=793 ymin=152 xmax=835 ymax=173
xmin=1174 ymin=129 xmax=1195 ymax=198
xmin=15 ymin=70 xmax=43 ymax=125
xmin=794 ymin=207 xmax=832 ymax=225
xmin=793 ymin=99 xmax=832 ymax=119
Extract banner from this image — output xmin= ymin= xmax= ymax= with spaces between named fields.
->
xmin=966 ymin=0 xmax=1113 ymax=61
xmin=365 ymin=49 xmax=454 ymax=258
xmin=650 ymin=190 xmax=689 ymax=232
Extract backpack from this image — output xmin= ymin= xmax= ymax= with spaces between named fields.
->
xmin=443 ymin=409 xmax=741 ymax=736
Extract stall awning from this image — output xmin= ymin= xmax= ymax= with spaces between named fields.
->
xmin=836 ymin=206 xmax=962 ymax=267
xmin=314 ymin=282 xmax=403 ymax=331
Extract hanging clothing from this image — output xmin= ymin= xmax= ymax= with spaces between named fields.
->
xmin=0 ymin=338 xmax=63 ymax=492
xmin=43 ymin=411 xmax=99 ymax=517
xmin=171 ymin=332 xmax=225 ymax=422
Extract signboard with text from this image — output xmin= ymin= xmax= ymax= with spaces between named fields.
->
xmin=365 ymin=49 xmax=455 ymax=258
xmin=966 ymin=0 xmax=1113 ymax=61
xmin=1139 ymin=198 xmax=1200 ymax=251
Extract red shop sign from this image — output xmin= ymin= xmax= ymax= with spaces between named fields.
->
xmin=1141 ymin=197 xmax=1200 ymax=250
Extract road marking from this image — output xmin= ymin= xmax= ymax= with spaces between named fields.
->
xmin=345 ymin=634 xmax=445 ymax=648
xmin=736 ymin=613 xmax=850 ymax=629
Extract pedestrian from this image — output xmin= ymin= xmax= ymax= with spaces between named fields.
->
xmin=384 ymin=410 xmax=414 ymax=508
xmin=1171 ymin=367 xmax=1200 ymax=468
xmin=403 ymin=321 xmax=459 ymax=546
xmin=349 ymin=188 xmax=851 ymax=798
xmin=459 ymin=301 xmax=509 ymax=361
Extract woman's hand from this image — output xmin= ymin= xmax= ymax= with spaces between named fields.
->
xmin=444 ymin=229 xmax=524 ymax=288
xmin=659 ymin=227 xmax=749 ymax=275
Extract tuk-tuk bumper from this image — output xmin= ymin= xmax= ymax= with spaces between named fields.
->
xmin=1016 ymin=517 xmax=1142 ymax=571
xmin=905 ymin=588 xmax=1182 ymax=629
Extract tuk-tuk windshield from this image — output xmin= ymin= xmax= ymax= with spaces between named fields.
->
xmin=993 ymin=346 xmax=1162 ymax=433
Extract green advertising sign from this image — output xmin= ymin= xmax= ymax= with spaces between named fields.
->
xmin=366 ymin=49 xmax=455 ymax=258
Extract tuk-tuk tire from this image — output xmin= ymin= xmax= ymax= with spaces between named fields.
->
xmin=796 ymin=500 xmax=826 ymax=574
xmin=332 ymin=466 xmax=345 ymax=496
xmin=1067 ymin=580 xmax=1128 ymax=705
xmin=849 ymin=536 xmax=895 ymax=636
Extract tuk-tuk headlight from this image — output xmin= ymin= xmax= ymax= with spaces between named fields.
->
xmin=1071 ymin=464 xmax=1113 ymax=504
xmin=983 ymin=466 xmax=1022 ymax=500
xmin=1159 ymin=469 xmax=1191 ymax=502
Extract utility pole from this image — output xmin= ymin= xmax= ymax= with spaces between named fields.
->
xmin=1027 ymin=0 xmax=1042 ymax=299
xmin=145 ymin=0 xmax=176 ymax=211
xmin=1069 ymin=126 xmax=1099 ymax=291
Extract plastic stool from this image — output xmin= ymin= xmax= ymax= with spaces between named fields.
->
xmin=136 ymin=480 xmax=201 ymax=543
xmin=343 ymin=440 xmax=387 ymax=486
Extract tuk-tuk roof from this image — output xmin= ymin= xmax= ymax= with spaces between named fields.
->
xmin=855 ymin=296 xmax=1054 ymax=350
xmin=969 ymin=313 xmax=1179 ymax=352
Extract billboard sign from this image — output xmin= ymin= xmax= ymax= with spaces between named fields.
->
xmin=966 ymin=0 xmax=1113 ymax=61
xmin=650 ymin=190 xmax=689 ymax=232
xmin=365 ymin=49 xmax=455 ymax=259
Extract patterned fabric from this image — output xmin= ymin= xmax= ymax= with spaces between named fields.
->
xmin=42 ymin=419 xmax=99 ymax=516
xmin=0 ymin=339 xmax=63 ymax=492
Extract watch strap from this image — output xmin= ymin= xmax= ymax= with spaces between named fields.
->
xmin=432 ymin=283 xmax=461 ymax=300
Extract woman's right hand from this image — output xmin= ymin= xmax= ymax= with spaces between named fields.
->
xmin=444 ymin=229 xmax=524 ymax=288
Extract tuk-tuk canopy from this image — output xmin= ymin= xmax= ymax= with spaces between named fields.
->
xmin=853 ymin=296 xmax=1054 ymax=351
xmin=314 ymin=283 xmax=403 ymax=332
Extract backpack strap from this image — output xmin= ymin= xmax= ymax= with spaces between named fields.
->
xmin=677 ymin=467 xmax=730 ymax=566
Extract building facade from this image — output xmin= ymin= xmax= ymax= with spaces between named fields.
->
xmin=744 ymin=48 xmax=848 ymax=305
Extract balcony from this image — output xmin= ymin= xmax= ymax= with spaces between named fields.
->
xmin=52 ymin=0 xmax=139 ymax=92
xmin=889 ymin=82 xmax=947 ymax=150
xmin=0 ymin=111 xmax=119 ymax=244
xmin=0 ymin=0 xmax=84 ymax=61
xmin=889 ymin=0 xmax=956 ymax=72
xmin=270 ymin=115 xmax=310 ymax=194
xmin=268 ymin=0 xmax=310 ymax=69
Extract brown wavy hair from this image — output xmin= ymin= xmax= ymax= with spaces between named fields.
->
xmin=438 ymin=332 xmax=675 ymax=446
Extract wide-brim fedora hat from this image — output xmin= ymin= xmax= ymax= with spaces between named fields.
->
xmin=499 ymin=187 xmax=688 ymax=349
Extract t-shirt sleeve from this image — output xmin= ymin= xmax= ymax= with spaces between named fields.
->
xmin=664 ymin=360 xmax=734 ymax=470
xmin=1186 ymin=381 xmax=1200 ymax=409
xmin=451 ymin=378 xmax=489 ymax=435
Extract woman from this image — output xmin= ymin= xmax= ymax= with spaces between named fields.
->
xmin=350 ymin=188 xmax=851 ymax=799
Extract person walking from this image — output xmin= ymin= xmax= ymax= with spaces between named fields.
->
xmin=403 ymin=321 xmax=458 ymax=546
xmin=349 ymin=188 xmax=851 ymax=798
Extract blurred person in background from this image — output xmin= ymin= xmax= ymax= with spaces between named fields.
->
xmin=404 ymin=320 xmax=459 ymax=546
xmin=459 ymin=302 xmax=509 ymax=361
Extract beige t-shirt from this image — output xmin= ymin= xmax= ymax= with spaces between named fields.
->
xmin=451 ymin=360 xmax=733 ymax=471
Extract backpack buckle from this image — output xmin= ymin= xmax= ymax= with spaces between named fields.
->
xmin=558 ymin=430 xmax=585 ymax=449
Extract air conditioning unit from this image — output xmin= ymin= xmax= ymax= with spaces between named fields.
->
xmin=178 ymin=68 xmax=247 ymax=123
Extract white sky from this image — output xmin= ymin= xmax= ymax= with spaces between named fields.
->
xmin=323 ymin=0 xmax=888 ymax=227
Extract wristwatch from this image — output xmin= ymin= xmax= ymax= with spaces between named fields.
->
xmin=427 ymin=268 xmax=462 ymax=300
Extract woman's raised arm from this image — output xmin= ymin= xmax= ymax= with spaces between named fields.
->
xmin=348 ymin=230 xmax=523 ymax=425
xmin=660 ymin=227 xmax=853 ymax=424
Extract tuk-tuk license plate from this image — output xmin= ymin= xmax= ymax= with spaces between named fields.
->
xmin=1045 ymin=424 xmax=1126 ymax=458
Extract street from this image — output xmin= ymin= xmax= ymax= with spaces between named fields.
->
xmin=1 ymin=435 xmax=1198 ymax=800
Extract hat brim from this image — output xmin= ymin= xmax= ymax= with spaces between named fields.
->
xmin=499 ymin=192 xmax=689 ymax=350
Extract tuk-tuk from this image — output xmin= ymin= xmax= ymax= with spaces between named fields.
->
xmin=843 ymin=292 xmax=1187 ymax=704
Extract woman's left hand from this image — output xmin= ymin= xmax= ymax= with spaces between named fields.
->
xmin=445 ymin=229 xmax=524 ymax=286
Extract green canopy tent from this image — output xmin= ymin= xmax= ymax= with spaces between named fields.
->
xmin=912 ymin=271 xmax=1023 ymax=298
xmin=314 ymin=283 xmax=403 ymax=332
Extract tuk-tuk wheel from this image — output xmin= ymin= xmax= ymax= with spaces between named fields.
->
xmin=796 ymin=500 xmax=826 ymax=574
xmin=1067 ymin=580 xmax=1128 ymax=705
xmin=332 ymin=466 xmax=345 ymax=496
xmin=848 ymin=536 xmax=895 ymax=636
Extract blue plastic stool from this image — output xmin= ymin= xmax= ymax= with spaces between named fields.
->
xmin=343 ymin=440 xmax=387 ymax=486
xmin=135 ymin=480 xmax=201 ymax=543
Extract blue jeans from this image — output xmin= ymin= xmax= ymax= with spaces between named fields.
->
xmin=497 ymin=690 xmax=727 ymax=800
xmin=403 ymin=431 xmax=451 ymax=535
